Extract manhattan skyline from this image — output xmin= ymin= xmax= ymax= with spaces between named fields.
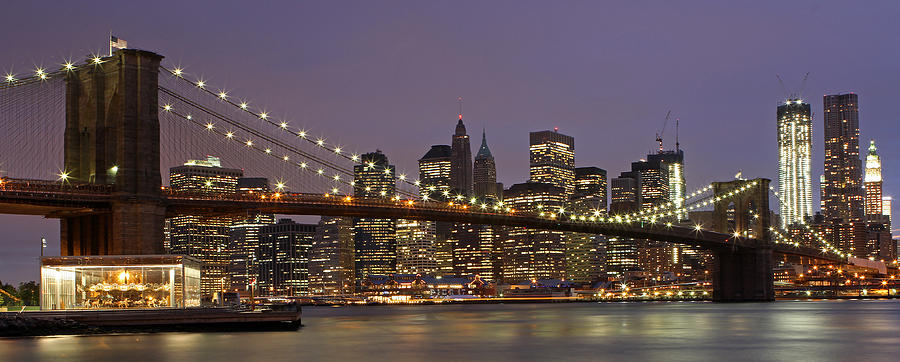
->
xmin=1 ymin=0 xmax=900 ymax=283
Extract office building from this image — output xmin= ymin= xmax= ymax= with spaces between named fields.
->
xmin=168 ymin=156 xmax=242 ymax=299
xmin=529 ymin=130 xmax=575 ymax=197
xmin=228 ymin=177 xmax=276 ymax=293
xmin=501 ymin=182 xmax=567 ymax=282
xmin=474 ymin=130 xmax=503 ymax=200
xmin=631 ymin=157 xmax=669 ymax=210
xmin=310 ymin=216 xmax=355 ymax=295
xmin=418 ymin=145 xmax=455 ymax=275
xmin=822 ymin=93 xmax=864 ymax=222
xmin=572 ymin=167 xmax=607 ymax=213
xmin=649 ymin=150 xmax=685 ymax=219
xmin=610 ymin=173 xmax=639 ymax=213
xmin=777 ymin=99 xmax=813 ymax=227
xmin=353 ymin=151 xmax=397 ymax=281
xmin=228 ymin=213 xmax=276 ymax=293
xmin=258 ymin=219 xmax=316 ymax=296
xmin=565 ymin=233 xmax=605 ymax=285
xmin=450 ymin=115 xmax=473 ymax=195
xmin=865 ymin=140 xmax=884 ymax=218
xmin=396 ymin=219 xmax=438 ymax=275
xmin=418 ymin=145 xmax=453 ymax=199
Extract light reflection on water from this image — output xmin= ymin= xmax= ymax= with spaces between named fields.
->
xmin=3 ymin=300 xmax=900 ymax=361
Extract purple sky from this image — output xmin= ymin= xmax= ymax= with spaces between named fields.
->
xmin=2 ymin=0 xmax=899 ymax=283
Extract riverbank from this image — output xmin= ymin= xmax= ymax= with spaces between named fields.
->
xmin=0 ymin=306 xmax=301 ymax=337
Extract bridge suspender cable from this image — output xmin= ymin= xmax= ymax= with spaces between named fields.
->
xmin=160 ymin=66 xmax=443 ymax=198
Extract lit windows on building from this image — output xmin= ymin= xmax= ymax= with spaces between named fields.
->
xmin=822 ymin=93 xmax=864 ymax=222
xmin=474 ymin=130 xmax=503 ymax=200
xmin=529 ymin=130 xmax=575 ymax=197
xmin=572 ymin=167 xmax=607 ymax=213
xmin=777 ymin=99 xmax=813 ymax=227
xmin=418 ymin=145 xmax=452 ymax=199
xmin=864 ymin=140 xmax=884 ymax=218
xmin=167 ymin=156 xmax=242 ymax=299
xmin=396 ymin=219 xmax=438 ymax=275
xmin=228 ymin=213 xmax=275 ymax=293
xmin=501 ymin=182 xmax=566 ymax=283
xmin=565 ymin=233 xmax=605 ymax=285
xmin=310 ymin=216 xmax=355 ymax=295
xmin=605 ymin=236 xmax=638 ymax=278
xmin=354 ymin=151 xmax=397 ymax=281
xmin=631 ymin=158 xmax=669 ymax=211
xmin=610 ymin=175 xmax=638 ymax=213
xmin=258 ymin=219 xmax=316 ymax=296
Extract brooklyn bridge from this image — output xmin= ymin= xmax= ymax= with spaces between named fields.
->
xmin=0 ymin=49 xmax=859 ymax=302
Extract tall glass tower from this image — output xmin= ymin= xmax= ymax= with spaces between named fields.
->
xmin=529 ymin=130 xmax=575 ymax=197
xmin=777 ymin=99 xmax=813 ymax=228
xmin=823 ymin=93 xmax=863 ymax=221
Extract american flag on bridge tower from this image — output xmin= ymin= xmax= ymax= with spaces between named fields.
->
xmin=109 ymin=35 xmax=127 ymax=56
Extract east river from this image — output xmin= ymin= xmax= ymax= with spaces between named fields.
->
xmin=2 ymin=300 xmax=900 ymax=361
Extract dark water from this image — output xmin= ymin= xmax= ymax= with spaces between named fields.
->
xmin=2 ymin=300 xmax=900 ymax=361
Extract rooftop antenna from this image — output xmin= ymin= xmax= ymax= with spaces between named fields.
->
xmin=458 ymin=96 xmax=463 ymax=120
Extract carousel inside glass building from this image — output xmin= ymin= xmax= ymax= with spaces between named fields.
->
xmin=40 ymin=255 xmax=201 ymax=310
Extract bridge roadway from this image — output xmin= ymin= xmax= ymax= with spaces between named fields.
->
xmin=0 ymin=178 xmax=843 ymax=263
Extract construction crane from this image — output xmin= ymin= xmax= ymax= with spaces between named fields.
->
xmin=776 ymin=72 xmax=810 ymax=101
xmin=656 ymin=110 xmax=672 ymax=153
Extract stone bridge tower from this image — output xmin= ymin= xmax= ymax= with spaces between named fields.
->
xmin=710 ymin=178 xmax=774 ymax=302
xmin=61 ymin=49 xmax=165 ymax=255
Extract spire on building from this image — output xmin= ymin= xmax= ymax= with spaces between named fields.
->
xmin=476 ymin=128 xmax=492 ymax=159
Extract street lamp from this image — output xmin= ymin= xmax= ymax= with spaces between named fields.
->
xmin=40 ymin=237 xmax=46 ymax=257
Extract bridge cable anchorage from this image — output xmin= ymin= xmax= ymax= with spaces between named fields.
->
xmin=159 ymin=65 xmax=449 ymax=201
xmin=767 ymin=186 xmax=845 ymax=257
xmin=160 ymin=105 xmax=522 ymax=214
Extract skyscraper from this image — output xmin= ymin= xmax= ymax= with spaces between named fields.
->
xmin=649 ymin=150 xmax=685 ymax=220
xmin=777 ymin=99 xmax=813 ymax=228
xmin=610 ymin=173 xmax=639 ymax=213
xmin=567 ymin=167 xmax=608 ymax=285
xmin=501 ymin=182 xmax=567 ymax=282
xmin=631 ymin=157 xmax=669 ymax=210
xmin=229 ymin=213 xmax=276 ymax=294
xmin=309 ymin=216 xmax=355 ymax=295
xmin=529 ymin=130 xmax=575 ymax=197
xmin=228 ymin=177 xmax=276 ymax=293
xmin=474 ymin=130 xmax=503 ymax=200
xmin=418 ymin=145 xmax=454 ymax=275
xmin=450 ymin=115 xmax=473 ymax=196
xmin=353 ymin=151 xmax=397 ymax=281
xmin=395 ymin=219 xmax=437 ymax=275
xmin=823 ymin=93 xmax=864 ymax=222
xmin=418 ymin=145 xmax=452 ymax=199
xmin=258 ymin=219 xmax=316 ymax=296
xmin=864 ymin=140 xmax=883 ymax=218
xmin=168 ymin=156 xmax=242 ymax=299
xmin=572 ymin=167 xmax=607 ymax=213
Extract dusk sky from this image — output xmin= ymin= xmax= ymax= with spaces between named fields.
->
xmin=2 ymin=0 xmax=899 ymax=283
